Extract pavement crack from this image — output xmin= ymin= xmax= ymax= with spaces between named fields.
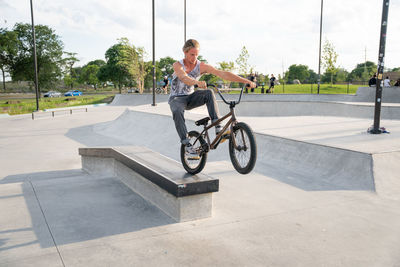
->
xmin=29 ymin=181 xmax=66 ymax=267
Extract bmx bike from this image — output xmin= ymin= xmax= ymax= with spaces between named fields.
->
xmin=180 ymin=84 xmax=257 ymax=175
xmin=155 ymin=87 xmax=168 ymax=94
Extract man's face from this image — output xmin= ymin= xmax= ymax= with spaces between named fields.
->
xmin=184 ymin=47 xmax=199 ymax=64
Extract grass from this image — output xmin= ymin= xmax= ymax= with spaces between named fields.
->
xmin=0 ymin=94 xmax=114 ymax=115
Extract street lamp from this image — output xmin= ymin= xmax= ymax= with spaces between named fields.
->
xmin=317 ymin=0 xmax=323 ymax=94
xmin=184 ymin=0 xmax=186 ymax=42
xmin=30 ymin=0 xmax=40 ymax=111
xmin=152 ymin=0 xmax=156 ymax=106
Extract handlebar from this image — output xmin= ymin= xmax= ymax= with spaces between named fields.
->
xmin=194 ymin=83 xmax=246 ymax=106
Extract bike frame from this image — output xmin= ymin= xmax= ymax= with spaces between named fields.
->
xmin=193 ymin=85 xmax=248 ymax=152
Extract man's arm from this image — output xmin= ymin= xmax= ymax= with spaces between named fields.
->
xmin=200 ymin=63 xmax=256 ymax=87
xmin=173 ymin=62 xmax=207 ymax=88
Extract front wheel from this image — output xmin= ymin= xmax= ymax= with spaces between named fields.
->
xmin=180 ymin=131 xmax=208 ymax=174
xmin=229 ymin=122 xmax=257 ymax=174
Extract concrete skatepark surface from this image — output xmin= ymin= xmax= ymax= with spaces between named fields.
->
xmin=1 ymin=91 xmax=400 ymax=266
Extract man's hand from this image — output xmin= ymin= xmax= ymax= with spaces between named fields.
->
xmin=196 ymin=81 xmax=207 ymax=89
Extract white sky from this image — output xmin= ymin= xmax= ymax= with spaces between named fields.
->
xmin=1 ymin=0 xmax=399 ymax=76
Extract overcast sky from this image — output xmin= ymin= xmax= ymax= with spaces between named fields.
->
xmin=2 ymin=0 xmax=399 ymax=76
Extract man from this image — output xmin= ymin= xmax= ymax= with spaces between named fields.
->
xmin=268 ymin=74 xmax=276 ymax=93
xmin=368 ymin=74 xmax=377 ymax=87
xmin=162 ymin=76 xmax=169 ymax=94
xmin=168 ymin=39 xmax=256 ymax=155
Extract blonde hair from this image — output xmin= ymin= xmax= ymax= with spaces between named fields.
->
xmin=182 ymin=39 xmax=200 ymax=52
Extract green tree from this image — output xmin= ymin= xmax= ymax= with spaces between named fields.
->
xmin=322 ymin=39 xmax=338 ymax=85
xmin=11 ymin=23 xmax=64 ymax=93
xmin=285 ymin=64 xmax=310 ymax=83
xmin=391 ymin=67 xmax=400 ymax=72
xmin=0 ymin=28 xmax=18 ymax=91
xmin=158 ymin=56 xmax=175 ymax=77
xmin=117 ymin=38 xmax=147 ymax=93
xmin=307 ymin=69 xmax=318 ymax=83
xmin=80 ymin=64 xmax=100 ymax=89
xmin=98 ymin=42 xmax=131 ymax=93
xmin=349 ymin=61 xmax=377 ymax=81
xmin=235 ymin=46 xmax=250 ymax=76
xmin=62 ymin=52 xmax=79 ymax=89
xmin=335 ymin=68 xmax=349 ymax=82
xmin=217 ymin=61 xmax=235 ymax=88
xmin=86 ymin=59 xmax=106 ymax=67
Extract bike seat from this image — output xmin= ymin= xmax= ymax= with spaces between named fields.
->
xmin=195 ymin=117 xmax=210 ymax=126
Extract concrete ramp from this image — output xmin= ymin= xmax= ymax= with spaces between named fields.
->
xmin=355 ymin=86 xmax=400 ymax=103
xmin=110 ymin=94 xmax=170 ymax=106
xmin=221 ymin=101 xmax=400 ymax=120
xmin=93 ymin=109 xmax=400 ymax=198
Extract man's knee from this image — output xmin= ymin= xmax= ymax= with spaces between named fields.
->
xmin=204 ymin=89 xmax=215 ymax=102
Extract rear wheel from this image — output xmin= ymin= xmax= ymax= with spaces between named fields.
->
xmin=180 ymin=131 xmax=208 ymax=174
xmin=229 ymin=122 xmax=257 ymax=174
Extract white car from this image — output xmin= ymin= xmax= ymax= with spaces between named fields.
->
xmin=44 ymin=91 xmax=62 ymax=97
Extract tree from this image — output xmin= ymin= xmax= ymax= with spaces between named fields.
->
xmin=392 ymin=67 xmax=400 ymax=72
xmin=349 ymin=61 xmax=377 ymax=81
xmin=322 ymin=39 xmax=338 ymax=85
xmin=86 ymin=59 xmax=105 ymax=67
xmin=217 ymin=61 xmax=235 ymax=88
xmin=98 ymin=42 xmax=131 ymax=93
xmin=235 ymin=46 xmax=250 ymax=76
xmin=80 ymin=64 xmax=100 ymax=89
xmin=117 ymin=38 xmax=147 ymax=93
xmin=308 ymin=69 xmax=318 ymax=83
xmin=335 ymin=68 xmax=349 ymax=82
xmin=11 ymin=23 xmax=64 ymax=93
xmin=158 ymin=56 xmax=175 ymax=77
xmin=0 ymin=28 xmax=18 ymax=91
xmin=285 ymin=64 xmax=310 ymax=83
xmin=62 ymin=52 xmax=79 ymax=89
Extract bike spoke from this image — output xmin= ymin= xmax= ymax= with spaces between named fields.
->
xmin=234 ymin=129 xmax=251 ymax=168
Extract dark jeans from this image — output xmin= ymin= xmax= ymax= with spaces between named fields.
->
xmin=169 ymin=89 xmax=220 ymax=145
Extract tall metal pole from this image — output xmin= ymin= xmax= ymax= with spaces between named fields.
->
xmin=370 ymin=0 xmax=390 ymax=134
xmin=317 ymin=0 xmax=323 ymax=94
xmin=152 ymin=0 xmax=156 ymax=106
xmin=30 ymin=0 xmax=39 ymax=111
xmin=184 ymin=0 xmax=186 ymax=42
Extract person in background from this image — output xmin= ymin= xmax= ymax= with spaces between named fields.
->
xmin=162 ymin=76 xmax=169 ymax=94
xmin=394 ymin=78 xmax=400 ymax=87
xmin=268 ymin=74 xmax=276 ymax=93
xmin=383 ymin=76 xmax=391 ymax=87
xmin=368 ymin=74 xmax=377 ymax=87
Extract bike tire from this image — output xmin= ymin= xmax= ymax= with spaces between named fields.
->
xmin=180 ymin=131 xmax=208 ymax=174
xmin=229 ymin=122 xmax=257 ymax=174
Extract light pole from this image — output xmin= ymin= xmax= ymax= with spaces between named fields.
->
xmin=30 ymin=0 xmax=40 ymax=111
xmin=184 ymin=0 xmax=186 ymax=42
xmin=370 ymin=0 xmax=390 ymax=134
xmin=317 ymin=0 xmax=323 ymax=94
xmin=152 ymin=0 xmax=156 ymax=106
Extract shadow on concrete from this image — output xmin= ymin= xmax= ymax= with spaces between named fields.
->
xmin=2 ymin=170 xmax=175 ymax=249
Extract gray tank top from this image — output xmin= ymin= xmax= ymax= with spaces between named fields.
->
xmin=169 ymin=59 xmax=201 ymax=99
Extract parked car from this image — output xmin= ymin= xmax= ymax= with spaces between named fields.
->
xmin=43 ymin=91 xmax=62 ymax=97
xmin=64 ymin=90 xmax=82 ymax=96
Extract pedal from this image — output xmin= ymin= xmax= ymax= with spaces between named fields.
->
xmin=187 ymin=156 xmax=201 ymax=160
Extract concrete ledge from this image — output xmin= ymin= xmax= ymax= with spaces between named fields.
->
xmin=79 ymin=146 xmax=219 ymax=222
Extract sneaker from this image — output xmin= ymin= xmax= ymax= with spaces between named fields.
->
xmin=185 ymin=144 xmax=200 ymax=160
